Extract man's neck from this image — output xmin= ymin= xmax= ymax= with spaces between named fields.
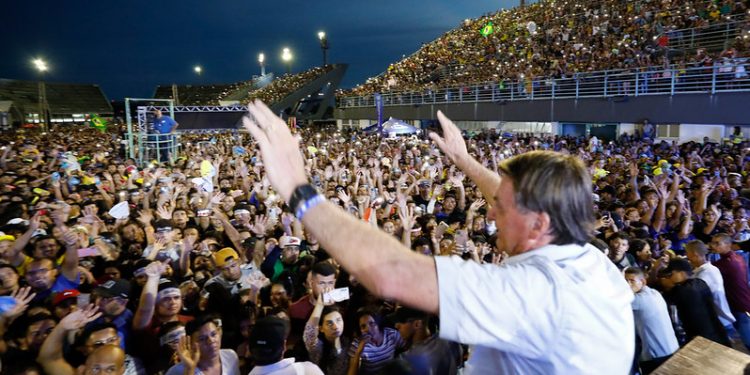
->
xmin=197 ymin=354 xmax=221 ymax=372
xmin=412 ymin=329 xmax=431 ymax=346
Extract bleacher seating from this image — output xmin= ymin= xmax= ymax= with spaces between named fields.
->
xmin=153 ymin=82 xmax=247 ymax=106
xmin=153 ymin=67 xmax=333 ymax=106
xmin=247 ymin=66 xmax=333 ymax=104
xmin=342 ymin=0 xmax=750 ymax=97
xmin=0 ymin=79 xmax=112 ymax=115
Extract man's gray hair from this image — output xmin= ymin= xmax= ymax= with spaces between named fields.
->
xmin=499 ymin=151 xmax=594 ymax=245
xmin=685 ymin=240 xmax=709 ymax=257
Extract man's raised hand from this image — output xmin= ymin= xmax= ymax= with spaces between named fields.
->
xmin=242 ymin=100 xmax=308 ymax=202
xmin=429 ymin=111 xmax=470 ymax=165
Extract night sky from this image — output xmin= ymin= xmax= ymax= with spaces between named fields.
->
xmin=3 ymin=1 xmax=515 ymax=100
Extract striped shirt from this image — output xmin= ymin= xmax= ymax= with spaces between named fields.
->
xmin=348 ymin=328 xmax=404 ymax=375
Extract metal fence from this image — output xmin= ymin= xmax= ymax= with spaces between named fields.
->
xmin=338 ymin=60 xmax=750 ymax=108
xmin=665 ymin=17 xmax=747 ymax=53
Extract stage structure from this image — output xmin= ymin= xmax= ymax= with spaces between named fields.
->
xmin=131 ymin=103 xmax=248 ymax=166
xmin=125 ymin=98 xmax=178 ymax=166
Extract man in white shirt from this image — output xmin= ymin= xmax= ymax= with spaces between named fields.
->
xmin=624 ymin=267 xmax=679 ymax=373
xmin=242 ymin=101 xmax=635 ymax=374
xmin=685 ymin=240 xmax=736 ymax=328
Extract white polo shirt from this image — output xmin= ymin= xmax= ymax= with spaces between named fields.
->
xmin=694 ymin=261 xmax=736 ymax=326
xmin=435 ymin=243 xmax=634 ymax=374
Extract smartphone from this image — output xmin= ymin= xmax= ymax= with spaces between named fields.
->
xmin=77 ymin=293 xmax=90 ymax=307
xmin=437 ymin=221 xmax=450 ymax=234
xmin=601 ymin=211 xmax=611 ymax=220
xmin=197 ymin=209 xmax=210 ymax=217
xmin=77 ymin=247 xmax=100 ymax=257
xmin=323 ymin=287 xmax=350 ymax=304
xmin=456 ymin=229 xmax=469 ymax=249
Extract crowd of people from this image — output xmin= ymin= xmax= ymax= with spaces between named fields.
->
xmin=153 ymin=66 xmax=331 ymax=107
xmin=0 ymin=117 xmax=749 ymax=374
xmin=248 ymin=66 xmax=333 ymax=105
xmin=343 ymin=0 xmax=750 ymax=97
xmin=154 ymin=83 xmax=245 ymax=106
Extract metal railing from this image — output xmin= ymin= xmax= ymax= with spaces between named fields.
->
xmin=338 ymin=61 xmax=750 ymax=108
xmin=665 ymin=17 xmax=748 ymax=53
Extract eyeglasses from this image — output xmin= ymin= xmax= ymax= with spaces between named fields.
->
xmin=27 ymin=268 xmax=50 ymax=276
xmin=91 ymin=335 xmax=119 ymax=347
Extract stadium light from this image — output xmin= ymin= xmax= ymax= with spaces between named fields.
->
xmin=318 ymin=31 xmax=329 ymax=66
xmin=31 ymin=58 xmax=49 ymax=132
xmin=281 ymin=47 xmax=293 ymax=74
xmin=194 ymin=65 xmax=202 ymax=75
xmin=32 ymin=58 xmax=48 ymax=72
xmin=258 ymin=53 xmax=266 ymax=76
xmin=258 ymin=52 xmax=266 ymax=77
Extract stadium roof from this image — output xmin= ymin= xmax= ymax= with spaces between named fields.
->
xmin=0 ymin=79 xmax=112 ymax=115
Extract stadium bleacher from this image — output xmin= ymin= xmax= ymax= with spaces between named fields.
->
xmin=341 ymin=0 xmax=749 ymax=97
xmin=0 ymin=79 xmax=112 ymax=119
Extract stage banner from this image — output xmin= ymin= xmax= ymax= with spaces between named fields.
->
xmin=374 ymin=93 xmax=383 ymax=132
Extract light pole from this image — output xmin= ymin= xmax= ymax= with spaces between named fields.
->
xmin=318 ymin=31 xmax=329 ymax=66
xmin=32 ymin=58 xmax=49 ymax=132
xmin=281 ymin=47 xmax=292 ymax=75
xmin=258 ymin=53 xmax=266 ymax=76
xmin=193 ymin=65 xmax=202 ymax=86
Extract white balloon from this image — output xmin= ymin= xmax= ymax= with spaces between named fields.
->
xmin=527 ymin=21 xmax=537 ymax=34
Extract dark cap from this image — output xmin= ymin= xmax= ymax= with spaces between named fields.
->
xmin=660 ymin=258 xmax=693 ymax=276
xmin=154 ymin=219 xmax=174 ymax=232
xmin=600 ymin=185 xmax=616 ymax=196
xmin=95 ymin=279 xmax=131 ymax=299
xmin=249 ymin=316 xmax=288 ymax=362
xmin=389 ymin=307 xmax=428 ymax=324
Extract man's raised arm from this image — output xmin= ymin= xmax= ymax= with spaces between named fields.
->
xmin=242 ymin=101 xmax=439 ymax=313
xmin=429 ymin=111 xmax=501 ymax=202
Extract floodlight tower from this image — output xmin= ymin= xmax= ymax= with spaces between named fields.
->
xmin=281 ymin=47 xmax=293 ymax=75
xmin=318 ymin=31 xmax=329 ymax=66
xmin=32 ymin=58 xmax=49 ymax=132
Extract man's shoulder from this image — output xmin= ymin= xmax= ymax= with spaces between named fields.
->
xmin=289 ymin=295 xmax=313 ymax=318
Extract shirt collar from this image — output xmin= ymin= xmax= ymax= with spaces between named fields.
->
xmin=504 ymin=243 xmax=592 ymax=266
xmin=253 ymin=358 xmax=295 ymax=374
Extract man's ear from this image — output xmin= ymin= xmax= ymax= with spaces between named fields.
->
xmin=527 ymin=211 xmax=552 ymax=246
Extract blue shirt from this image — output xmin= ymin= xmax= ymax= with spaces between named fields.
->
xmin=632 ymin=286 xmax=679 ymax=361
xmin=91 ymin=308 xmax=134 ymax=350
xmin=33 ymin=272 xmax=81 ymax=303
xmin=153 ymin=116 xmax=177 ymax=134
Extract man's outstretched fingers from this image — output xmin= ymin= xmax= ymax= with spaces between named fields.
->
xmin=254 ymin=100 xmax=280 ymax=127
xmin=241 ymin=112 xmax=268 ymax=145
xmin=437 ymin=110 xmax=458 ymax=137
